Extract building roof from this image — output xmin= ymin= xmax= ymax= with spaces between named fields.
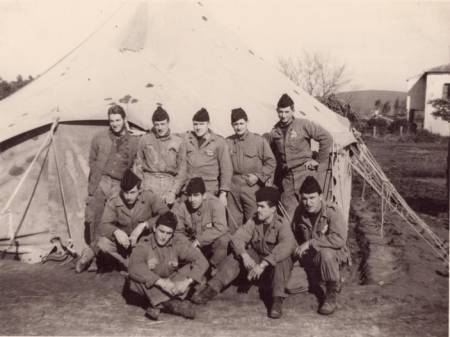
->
xmin=424 ymin=63 xmax=450 ymax=74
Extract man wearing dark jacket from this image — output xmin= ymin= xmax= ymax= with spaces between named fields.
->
xmin=292 ymin=176 xmax=349 ymax=315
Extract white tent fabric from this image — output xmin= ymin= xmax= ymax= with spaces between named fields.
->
xmin=0 ymin=0 xmax=356 ymax=262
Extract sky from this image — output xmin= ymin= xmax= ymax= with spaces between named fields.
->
xmin=0 ymin=0 xmax=449 ymax=92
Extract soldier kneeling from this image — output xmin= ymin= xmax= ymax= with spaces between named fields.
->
xmin=292 ymin=176 xmax=349 ymax=315
xmin=128 ymin=212 xmax=208 ymax=320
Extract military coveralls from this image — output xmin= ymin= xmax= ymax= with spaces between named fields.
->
xmin=291 ymin=201 xmax=349 ymax=283
xmin=133 ymin=129 xmax=186 ymax=199
xmin=180 ymin=131 xmax=232 ymax=195
xmin=172 ymin=194 xmax=230 ymax=267
xmin=226 ymin=131 xmax=276 ymax=232
xmin=85 ymin=129 xmax=140 ymax=244
xmin=128 ymin=233 xmax=208 ymax=307
xmin=96 ymin=190 xmax=169 ymax=266
xmin=269 ymin=118 xmax=332 ymax=218
xmin=208 ymin=214 xmax=296 ymax=298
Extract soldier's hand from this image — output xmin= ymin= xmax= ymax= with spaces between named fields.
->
xmin=219 ymin=191 xmax=228 ymax=206
xmin=245 ymin=174 xmax=259 ymax=187
xmin=114 ymin=229 xmax=131 ymax=249
xmin=247 ymin=261 xmax=268 ymax=281
xmin=163 ymin=191 xmax=176 ymax=205
xmin=156 ymin=278 xmax=176 ymax=296
xmin=295 ymin=241 xmax=310 ymax=258
xmin=304 ymin=159 xmax=319 ymax=170
xmin=173 ymin=278 xmax=193 ymax=296
xmin=130 ymin=222 xmax=148 ymax=246
xmin=241 ymin=252 xmax=256 ymax=270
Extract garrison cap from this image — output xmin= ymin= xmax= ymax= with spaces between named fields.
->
xmin=156 ymin=211 xmax=178 ymax=231
xmin=152 ymin=106 xmax=170 ymax=122
xmin=255 ymin=186 xmax=280 ymax=204
xmin=120 ymin=169 xmax=141 ymax=191
xmin=299 ymin=176 xmax=322 ymax=194
xmin=193 ymin=108 xmax=210 ymax=122
xmin=231 ymin=107 xmax=248 ymax=123
xmin=186 ymin=177 xmax=206 ymax=195
xmin=277 ymin=93 xmax=294 ymax=109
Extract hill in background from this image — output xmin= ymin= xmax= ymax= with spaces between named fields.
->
xmin=337 ymin=90 xmax=407 ymax=119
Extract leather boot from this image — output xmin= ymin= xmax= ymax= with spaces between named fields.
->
xmin=145 ymin=306 xmax=160 ymax=320
xmin=162 ymin=299 xmax=196 ymax=319
xmin=319 ymin=281 xmax=339 ymax=315
xmin=190 ymin=285 xmax=218 ymax=305
xmin=269 ymin=296 xmax=283 ymax=319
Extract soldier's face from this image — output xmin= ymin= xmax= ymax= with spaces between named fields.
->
xmin=188 ymin=192 xmax=205 ymax=210
xmin=277 ymin=106 xmax=294 ymax=124
xmin=122 ymin=185 xmax=141 ymax=206
xmin=301 ymin=192 xmax=322 ymax=214
xmin=232 ymin=119 xmax=248 ymax=136
xmin=155 ymin=224 xmax=174 ymax=246
xmin=154 ymin=119 xmax=170 ymax=137
xmin=193 ymin=121 xmax=209 ymax=137
xmin=109 ymin=113 xmax=126 ymax=134
xmin=256 ymin=201 xmax=276 ymax=222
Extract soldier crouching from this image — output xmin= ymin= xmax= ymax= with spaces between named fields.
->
xmin=128 ymin=212 xmax=208 ymax=320
xmin=291 ymin=176 xmax=349 ymax=315
xmin=191 ymin=186 xmax=296 ymax=319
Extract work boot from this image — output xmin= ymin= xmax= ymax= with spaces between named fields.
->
xmin=190 ymin=285 xmax=218 ymax=305
xmin=269 ymin=296 xmax=283 ymax=319
xmin=145 ymin=306 xmax=160 ymax=320
xmin=319 ymin=281 xmax=339 ymax=315
xmin=75 ymin=247 xmax=95 ymax=273
xmin=162 ymin=299 xmax=196 ymax=319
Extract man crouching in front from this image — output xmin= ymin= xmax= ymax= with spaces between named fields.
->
xmin=191 ymin=186 xmax=296 ymax=319
xmin=128 ymin=212 xmax=208 ymax=320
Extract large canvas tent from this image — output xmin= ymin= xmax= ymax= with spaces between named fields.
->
xmin=0 ymin=1 xmax=356 ymax=263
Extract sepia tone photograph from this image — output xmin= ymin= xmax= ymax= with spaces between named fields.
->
xmin=0 ymin=0 xmax=448 ymax=336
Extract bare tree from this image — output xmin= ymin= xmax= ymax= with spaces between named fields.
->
xmin=278 ymin=51 xmax=350 ymax=98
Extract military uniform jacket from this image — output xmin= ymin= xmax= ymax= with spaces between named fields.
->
xmin=88 ymin=129 xmax=140 ymax=195
xmin=133 ymin=130 xmax=187 ymax=194
xmin=226 ymin=131 xmax=276 ymax=184
xmin=99 ymin=190 xmax=169 ymax=240
xmin=180 ymin=131 xmax=232 ymax=192
xmin=172 ymin=194 xmax=229 ymax=246
xmin=128 ymin=233 xmax=208 ymax=287
xmin=231 ymin=214 xmax=296 ymax=266
xmin=292 ymin=201 xmax=349 ymax=263
xmin=269 ymin=118 xmax=333 ymax=170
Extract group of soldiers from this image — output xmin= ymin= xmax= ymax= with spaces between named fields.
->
xmin=75 ymin=93 xmax=349 ymax=321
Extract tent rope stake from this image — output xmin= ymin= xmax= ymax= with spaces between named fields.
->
xmin=1 ymin=119 xmax=60 ymax=258
xmin=350 ymin=136 xmax=449 ymax=266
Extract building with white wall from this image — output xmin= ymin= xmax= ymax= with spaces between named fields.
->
xmin=406 ymin=64 xmax=450 ymax=136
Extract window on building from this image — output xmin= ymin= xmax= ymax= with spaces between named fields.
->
xmin=443 ymin=83 xmax=450 ymax=100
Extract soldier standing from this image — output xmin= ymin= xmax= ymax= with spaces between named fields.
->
xmin=133 ymin=106 xmax=186 ymax=205
xmin=269 ymin=93 xmax=333 ymax=219
xmin=292 ymin=176 xmax=349 ymax=315
xmin=226 ymin=107 xmax=276 ymax=232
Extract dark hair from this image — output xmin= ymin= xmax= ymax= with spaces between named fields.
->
xmin=108 ymin=105 xmax=126 ymax=119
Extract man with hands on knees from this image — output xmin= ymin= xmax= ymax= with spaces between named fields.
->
xmin=76 ymin=169 xmax=169 ymax=272
xmin=291 ymin=176 xmax=349 ymax=315
xmin=128 ymin=211 xmax=208 ymax=320
xmin=192 ymin=186 xmax=296 ymax=319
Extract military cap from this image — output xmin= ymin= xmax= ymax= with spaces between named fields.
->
xmin=193 ymin=108 xmax=210 ymax=122
xmin=299 ymin=176 xmax=322 ymax=194
xmin=156 ymin=211 xmax=178 ymax=231
xmin=152 ymin=106 xmax=170 ymax=122
xmin=255 ymin=186 xmax=280 ymax=204
xmin=277 ymin=93 xmax=294 ymax=109
xmin=120 ymin=169 xmax=141 ymax=191
xmin=231 ymin=107 xmax=248 ymax=123
xmin=185 ymin=177 xmax=206 ymax=195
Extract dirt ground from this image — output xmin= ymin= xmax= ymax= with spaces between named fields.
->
xmin=0 ymin=139 xmax=448 ymax=336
